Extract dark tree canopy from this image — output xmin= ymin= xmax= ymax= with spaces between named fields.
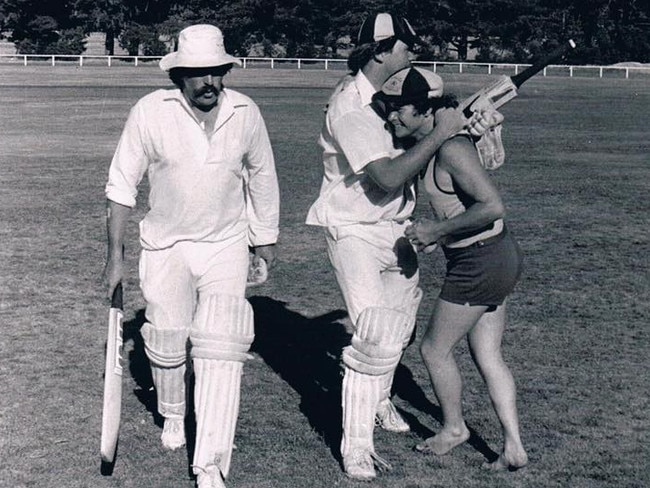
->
xmin=0 ymin=0 xmax=648 ymax=63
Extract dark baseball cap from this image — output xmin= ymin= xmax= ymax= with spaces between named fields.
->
xmin=372 ymin=67 xmax=444 ymax=117
xmin=379 ymin=67 xmax=444 ymax=104
xmin=357 ymin=12 xmax=423 ymax=47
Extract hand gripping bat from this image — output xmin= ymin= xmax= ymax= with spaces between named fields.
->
xmin=100 ymin=282 xmax=124 ymax=472
xmin=460 ymin=39 xmax=577 ymax=116
xmin=419 ymin=40 xmax=576 ymax=255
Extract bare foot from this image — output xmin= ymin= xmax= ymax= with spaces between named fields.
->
xmin=415 ymin=426 xmax=470 ymax=456
xmin=482 ymin=450 xmax=528 ymax=472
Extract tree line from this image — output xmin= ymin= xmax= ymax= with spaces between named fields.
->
xmin=1 ymin=0 xmax=649 ymax=64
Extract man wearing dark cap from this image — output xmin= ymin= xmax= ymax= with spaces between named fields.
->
xmin=306 ymin=12 xmax=499 ymax=480
xmin=103 ymin=24 xmax=279 ymax=488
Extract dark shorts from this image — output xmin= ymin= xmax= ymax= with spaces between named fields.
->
xmin=439 ymin=226 xmax=523 ymax=308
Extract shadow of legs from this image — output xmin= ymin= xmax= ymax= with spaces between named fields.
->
xmin=248 ymin=296 xmax=349 ymax=459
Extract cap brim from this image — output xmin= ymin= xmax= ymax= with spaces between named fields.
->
xmin=399 ymin=31 xmax=424 ymax=47
xmin=374 ymin=91 xmax=430 ymax=105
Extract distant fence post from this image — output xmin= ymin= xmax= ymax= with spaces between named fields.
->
xmin=0 ymin=54 xmax=648 ymax=80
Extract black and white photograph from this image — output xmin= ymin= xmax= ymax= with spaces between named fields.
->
xmin=0 ymin=1 xmax=648 ymax=487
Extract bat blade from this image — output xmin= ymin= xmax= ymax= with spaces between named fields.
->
xmin=100 ymin=283 xmax=124 ymax=466
xmin=461 ymin=39 xmax=576 ymax=117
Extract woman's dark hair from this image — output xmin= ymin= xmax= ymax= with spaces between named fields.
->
xmin=410 ymin=93 xmax=459 ymax=114
xmin=347 ymin=38 xmax=398 ymax=74
xmin=377 ymin=92 xmax=459 ymax=120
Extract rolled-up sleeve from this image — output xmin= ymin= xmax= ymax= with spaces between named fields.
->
xmin=105 ymin=103 xmax=149 ymax=208
xmin=244 ymin=109 xmax=280 ymax=247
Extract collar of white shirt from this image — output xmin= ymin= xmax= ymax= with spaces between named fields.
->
xmin=354 ymin=71 xmax=377 ymax=108
xmin=167 ymin=88 xmax=242 ymax=132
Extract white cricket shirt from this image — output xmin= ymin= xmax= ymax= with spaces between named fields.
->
xmin=305 ymin=71 xmax=415 ymax=227
xmin=106 ymin=88 xmax=279 ymax=251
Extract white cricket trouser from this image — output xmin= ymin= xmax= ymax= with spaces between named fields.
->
xmin=139 ymin=237 xmax=249 ymax=418
xmin=325 ymin=220 xmax=419 ymax=325
xmin=140 ymin=237 xmax=249 ymax=330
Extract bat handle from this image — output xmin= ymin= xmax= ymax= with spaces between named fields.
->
xmin=462 ymin=94 xmax=481 ymax=118
xmin=111 ymin=283 xmax=123 ymax=310
xmin=511 ymin=39 xmax=576 ymax=88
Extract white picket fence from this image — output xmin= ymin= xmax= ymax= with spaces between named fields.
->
xmin=0 ymin=53 xmax=648 ymax=79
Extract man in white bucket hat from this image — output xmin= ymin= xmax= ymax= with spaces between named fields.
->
xmin=103 ymin=24 xmax=279 ymax=488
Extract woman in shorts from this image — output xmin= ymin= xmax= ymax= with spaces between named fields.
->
xmin=376 ymin=67 xmax=529 ymax=471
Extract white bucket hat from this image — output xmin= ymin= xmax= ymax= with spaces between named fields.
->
xmin=159 ymin=24 xmax=242 ymax=71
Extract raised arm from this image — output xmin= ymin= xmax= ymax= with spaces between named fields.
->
xmin=365 ymin=107 xmax=466 ymax=191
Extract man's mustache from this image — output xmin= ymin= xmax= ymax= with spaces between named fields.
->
xmin=197 ymin=86 xmax=218 ymax=96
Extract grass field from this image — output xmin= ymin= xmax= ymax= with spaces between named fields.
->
xmin=0 ymin=65 xmax=648 ymax=488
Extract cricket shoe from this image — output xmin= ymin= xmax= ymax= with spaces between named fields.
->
xmin=161 ymin=416 xmax=186 ymax=450
xmin=343 ymin=448 xmax=392 ymax=481
xmin=375 ymin=398 xmax=410 ymax=433
xmin=195 ymin=465 xmax=226 ymax=488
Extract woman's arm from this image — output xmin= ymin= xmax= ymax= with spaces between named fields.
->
xmin=405 ymin=136 xmax=505 ymax=249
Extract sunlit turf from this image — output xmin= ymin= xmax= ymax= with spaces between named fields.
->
xmin=0 ymin=66 xmax=648 ymax=488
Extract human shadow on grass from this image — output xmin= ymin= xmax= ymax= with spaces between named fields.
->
xmin=122 ymin=309 xmax=158 ymax=422
xmin=122 ymin=301 xmax=497 ymax=467
xmin=392 ymin=360 xmax=499 ymax=463
xmin=248 ymin=295 xmax=349 ymax=461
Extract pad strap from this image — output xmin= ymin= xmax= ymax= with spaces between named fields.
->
xmin=342 ymin=307 xmax=410 ymax=376
xmin=141 ymin=323 xmax=187 ymax=368
xmin=190 ymin=294 xmax=254 ymax=362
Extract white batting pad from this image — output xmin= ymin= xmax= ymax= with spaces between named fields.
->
xmin=141 ymin=323 xmax=188 ymax=418
xmin=341 ymin=368 xmax=382 ymax=457
xmin=192 ymin=359 xmax=242 ymax=478
xmin=342 ymin=307 xmax=410 ymax=375
xmin=190 ymin=294 xmax=254 ymax=478
xmin=341 ymin=306 xmax=410 ymax=457
xmin=141 ymin=323 xmax=188 ymax=367
xmin=380 ymin=287 xmax=423 ymax=401
xmin=191 ymin=295 xmax=254 ymax=363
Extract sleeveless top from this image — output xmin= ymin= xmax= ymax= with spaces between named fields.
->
xmin=421 ymin=141 xmax=503 ymax=249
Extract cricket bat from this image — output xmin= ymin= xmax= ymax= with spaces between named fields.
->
xmin=420 ymin=40 xmax=576 ymax=255
xmin=100 ymin=282 xmax=124 ymax=467
xmin=461 ymin=39 xmax=577 ymax=116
